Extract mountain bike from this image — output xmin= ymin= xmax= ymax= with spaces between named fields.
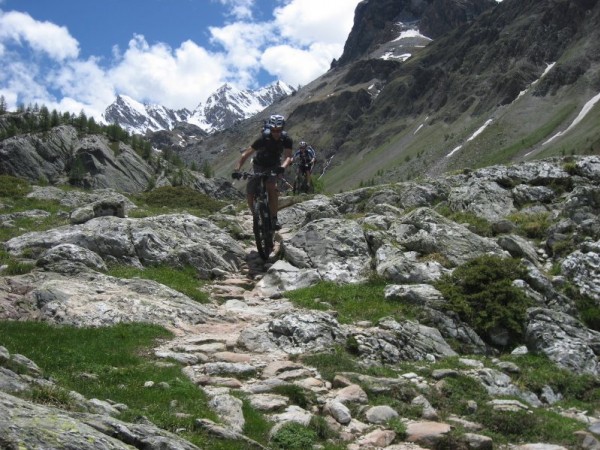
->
xmin=292 ymin=163 xmax=314 ymax=195
xmin=232 ymin=170 xmax=278 ymax=260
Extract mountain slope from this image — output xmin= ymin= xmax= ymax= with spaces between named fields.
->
xmin=188 ymin=0 xmax=600 ymax=194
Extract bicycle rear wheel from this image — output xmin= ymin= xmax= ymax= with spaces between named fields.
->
xmin=253 ymin=202 xmax=273 ymax=260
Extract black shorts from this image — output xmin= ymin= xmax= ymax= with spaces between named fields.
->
xmin=246 ymin=164 xmax=278 ymax=195
xmin=299 ymin=163 xmax=313 ymax=174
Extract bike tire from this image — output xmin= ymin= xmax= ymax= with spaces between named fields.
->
xmin=301 ymin=179 xmax=309 ymax=194
xmin=253 ymin=202 xmax=273 ymax=260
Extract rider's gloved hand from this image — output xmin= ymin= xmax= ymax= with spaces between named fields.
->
xmin=231 ymin=172 xmax=242 ymax=180
xmin=274 ymin=166 xmax=285 ymax=175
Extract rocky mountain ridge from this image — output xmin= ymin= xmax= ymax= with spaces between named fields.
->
xmin=187 ymin=0 xmax=600 ymax=194
xmin=1 ymin=155 xmax=600 ymax=448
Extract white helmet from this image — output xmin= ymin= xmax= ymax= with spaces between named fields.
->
xmin=267 ymin=114 xmax=285 ymax=129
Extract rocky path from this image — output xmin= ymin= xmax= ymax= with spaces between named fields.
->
xmin=151 ymin=220 xmax=438 ymax=449
xmin=148 ymin=217 xmax=587 ymax=450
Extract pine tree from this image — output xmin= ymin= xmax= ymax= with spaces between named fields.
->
xmin=39 ymin=106 xmax=50 ymax=131
xmin=50 ymin=109 xmax=60 ymax=127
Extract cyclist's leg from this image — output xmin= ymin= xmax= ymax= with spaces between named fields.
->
xmin=246 ymin=168 xmax=263 ymax=215
xmin=246 ymin=179 xmax=256 ymax=213
xmin=266 ymin=179 xmax=278 ymax=217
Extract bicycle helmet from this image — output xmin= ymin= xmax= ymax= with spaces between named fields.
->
xmin=299 ymin=141 xmax=307 ymax=149
xmin=267 ymin=114 xmax=285 ymax=129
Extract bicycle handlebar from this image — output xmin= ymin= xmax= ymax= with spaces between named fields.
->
xmin=231 ymin=169 xmax=282 ymax=180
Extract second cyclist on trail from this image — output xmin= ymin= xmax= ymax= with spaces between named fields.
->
xmin=233 ymin=114 xmax=293 ymax=230
xmin=293 ymin=141 xmax=316 ymax=193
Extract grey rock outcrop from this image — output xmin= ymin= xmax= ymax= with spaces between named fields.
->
xmin=5 ymin=214 xmax=246 ymax=278
xmin=2 ymin=155 xmax=600 ymax=449
xmin=0 ymin=124 xmax=242 ymax=199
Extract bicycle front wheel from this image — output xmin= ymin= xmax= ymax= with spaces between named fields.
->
xmin=253 ymin=201 xmax=273 ymax=260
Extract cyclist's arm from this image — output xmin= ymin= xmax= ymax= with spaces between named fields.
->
xmin=281 ymin=146 xmax=293 ymax=169
xmin=236 ymin=146 xmax=255 ymax=171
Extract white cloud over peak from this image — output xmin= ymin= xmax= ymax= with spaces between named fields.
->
xmin=108 ymin=35 xmax=228 ymax=111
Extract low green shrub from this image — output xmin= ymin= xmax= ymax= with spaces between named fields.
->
xmin=507 ymin=211 xmax=552 ymax=240
xmin=271 ymin=422 xmax=316 ymax=450
xmin=562 ymin=283 xmax=600 ymax=332
xmin=434 ymin=255 xmax=533 ymax=349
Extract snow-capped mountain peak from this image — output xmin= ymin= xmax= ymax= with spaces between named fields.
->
xmin=103 ymin=81 xmax=295 ymax=135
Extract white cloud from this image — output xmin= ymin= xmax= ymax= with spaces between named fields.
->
xmin=274 ymin=0 xmax=357 ymax=46
xmin=260 ymin=0 xmax=359 ymax=85
xmin=261 ymin=43 xmax=337 ymax=87
xmin=209 ymin=21 xmax=268 ymax=87
xmin=0 ymin=10 xmax=79 ymax=60
xmin=216 ymin=0 xmax=256 ymax=20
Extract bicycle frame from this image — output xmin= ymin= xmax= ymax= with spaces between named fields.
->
xmin=236 ymin=170 xmax=277 ymax=260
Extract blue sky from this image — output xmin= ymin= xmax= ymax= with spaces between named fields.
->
xmin=0 ymin=0 xmax=361 ymax=119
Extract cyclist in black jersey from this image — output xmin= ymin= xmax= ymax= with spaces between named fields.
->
xmin=234 ymin=114 xmax=293 ymax=230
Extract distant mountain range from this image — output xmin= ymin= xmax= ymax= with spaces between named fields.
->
xmin=102 ymin=81 xmax=295 ymax=135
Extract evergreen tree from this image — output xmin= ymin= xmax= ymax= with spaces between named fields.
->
xmin=141 ymin=140 xmax=152 ymax=160
xmin=39 ymin=106 xmax=50 ymax=132
xmin=50 ymin=109 xmax=60 ymax=127
xmin=76 ymin=110 xmax=88 ymax=131
xmin=87 ymin=116 xmax=99 ymax=134
xmin=0 ymin=95 xmax=7 ymax=114
xmin=62 ymin=111 xmax=73 ymax=124
xmin=201 ymin=160 xmax=213 ymax=178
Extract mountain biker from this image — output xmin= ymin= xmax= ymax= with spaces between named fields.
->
xmin=293 ymin=141 xmax=316 ymax=191
xmin=233 ymin=114 xmax=293 ymax=230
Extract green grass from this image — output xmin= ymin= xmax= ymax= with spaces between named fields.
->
xmin=131 ymin=186 xmax=225 ymax=217
xmin=0 ymin=322 xmax=211 ymax=423
xmin=285 ymin=279 xmax=417 ymax=324
xmin=105 ymin=264 xmax=209 ymax=303
xmin=435 ymin=204 xmax=494 ymax=237
xmin=0 ymin=320 xmax=271 ymax=449
xmin=474 ymin=407 xmax=582 ymax=447
xmin=504 ymin=353 xmax=600 ymax=406
xmin=0 ymin=197 xmax=70 ymax=242
xmin=300 ymin=346 xmax=398 ymax=382
xmin=0 ymin=174 xmax=31 ymax=198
